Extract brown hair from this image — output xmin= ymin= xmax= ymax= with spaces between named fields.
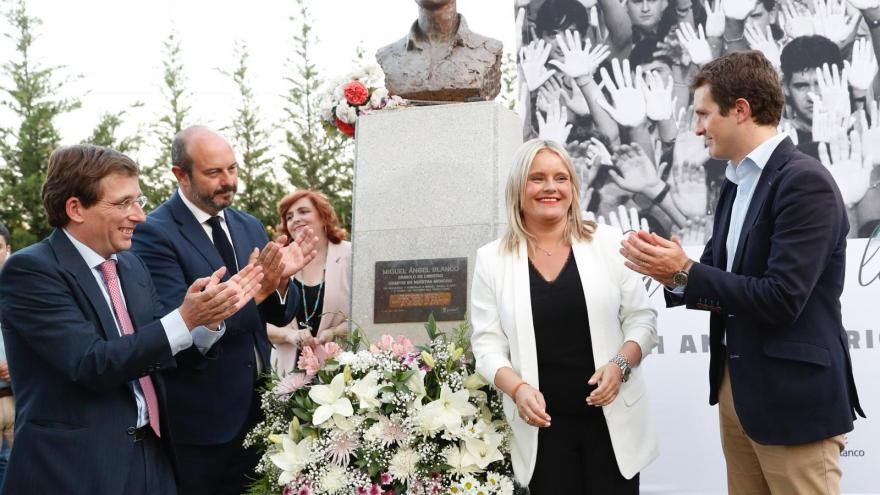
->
xmin=42 ymin=145 xmax=139 ymax=228
xmin=691 ymin=50 xmax=784 ymax=126
xmin=276 ymin=190 xmax=347 ymax=244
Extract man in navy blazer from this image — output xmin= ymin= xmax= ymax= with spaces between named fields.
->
xmin=0 ymin=145 xmax=262 ymax=494
xmin=131 ymin=126 xmax=315 ymax=495
xmin=621 ymin=52 xmax=864 ymax=494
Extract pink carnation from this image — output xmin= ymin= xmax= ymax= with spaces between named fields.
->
xmin=323 ymin=342 xmax=341 ymax=358
xmin=369 ymin=335 xmax=415 ymax=358
xmin=343 ymin=80 xmax=369 ymax=105
xmin=297 ymin=346 xmax=323 ymax=376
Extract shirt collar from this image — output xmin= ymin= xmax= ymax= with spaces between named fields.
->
xmin=725 ymin=133 xmax=787 ymax=184
xmin=178 ymin=187 xmax=226 ymax=225
xmin=62 ymin=228 xmax=118 ymax=270
xmin=405 ymin=14 xmax=474 ymax=51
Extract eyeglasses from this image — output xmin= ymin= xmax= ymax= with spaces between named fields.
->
xmin=99 ymin=195 xmax=148 ymax=212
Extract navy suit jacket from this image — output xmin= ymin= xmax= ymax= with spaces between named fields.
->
xmin=0 ymin=230 xmax=178 ymax=494
xmin=667 ymin=137 xmax=864 ymax=445
xmin=131 ymin=191 xmax=296 ymax=445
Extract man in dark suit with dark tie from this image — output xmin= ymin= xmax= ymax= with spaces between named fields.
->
xmin=131 ymin=126 xmax=315 ymax=495
xmin=620 ymin=51 xmax=864 ymax=494
xmin=0 ymin=144 xmax=263 ymax=494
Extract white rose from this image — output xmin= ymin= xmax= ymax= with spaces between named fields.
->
xmin=369 ymin=87 xmax=389 ymax=108
xmin=335 ymin=101 xmax=358 ymax=124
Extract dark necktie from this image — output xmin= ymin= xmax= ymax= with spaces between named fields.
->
xmin=206 ymin=216 xmax=238 ymax=276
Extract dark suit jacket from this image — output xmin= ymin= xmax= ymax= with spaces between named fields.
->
xmin=0 ymin=230 xmax=178 ymax=494
xmin=131 ymin=191 xmax=296 ymax=445
xmin=667 ymin=137 xmax=864 ymax=445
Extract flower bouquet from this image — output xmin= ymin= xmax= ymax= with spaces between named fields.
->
xmin=245 ymin=317 xmax=514 ymax=495
xmin=318 ymin=64 xmax=407 ymax=138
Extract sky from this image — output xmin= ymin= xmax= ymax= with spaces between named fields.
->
xmin=0 ymin=0 xmax=515 ymax=164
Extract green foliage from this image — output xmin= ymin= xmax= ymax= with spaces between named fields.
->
xmin=84 ymin=103 xmax=145 ymax=155
xmin=221 ymin=41 xmax=282 ymax=235
xmin=282 ymin=0 xmax=353 ymax=231
xmin=141 ymin=30 xmax=190 ymax=209
xmin=0 ymin=0 xmax=80 ymax=248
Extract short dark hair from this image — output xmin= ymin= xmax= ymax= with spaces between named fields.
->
xmin=535 ymin=0 xmax=589 ymax=38
xmin=0 ymin=221 xmax=9 ymax=246
xmin=780 ymin=36 xmax=843 ymax=83
xmin=629 ymin=37 xmax=673 ymax=69
xmin=692 ymin=50 xmax=784 ymax=126
xmin=41 ymin=145 xmax=139 ymax=228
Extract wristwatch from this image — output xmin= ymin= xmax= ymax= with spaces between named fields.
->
xmin=609 ymin=354 xmax=631 ymax=383
xmin=672 ymin=269 xmax=689 ymax=288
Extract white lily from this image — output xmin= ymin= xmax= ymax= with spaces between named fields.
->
xmin=444 ymin=444 xmax=481 ymax=476
xmin=350 ymin=370 xmax=381 ymax=411
xmin=269 ymin=435 xmax=314 ymax=485
xmin=308 ymin=373 xmax=354 ymax=426
xmin=405 ymin=369 xmax=427 ymax=404
xmin=462 ymin=372 xmax=489 ymax=390
xmin=420 ymin=384 xmax=477 ymax=432
xmin=462 ymin=431 xmax=504 ymax=469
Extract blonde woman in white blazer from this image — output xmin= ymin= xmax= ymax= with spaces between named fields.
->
xmin=267 ymin=190 xmax=352 ymax=374
xmin=471 ymin=139 xmax=659 ymax=493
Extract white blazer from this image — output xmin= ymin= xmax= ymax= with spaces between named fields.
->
xmin=470 ymin=224 xmax=659 ymax=485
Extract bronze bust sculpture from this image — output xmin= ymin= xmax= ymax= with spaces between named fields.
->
xmin=377 ymin=0 xmax=503 ymax=102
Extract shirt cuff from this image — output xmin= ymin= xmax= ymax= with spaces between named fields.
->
xmin=161 ymin=310 xmax=194 ymax=355
xmin=192 ymin=322 xmax=226 ymax=354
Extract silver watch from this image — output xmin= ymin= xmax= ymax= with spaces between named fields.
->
xmin=609 ymin=353 xmax=631 ymax=383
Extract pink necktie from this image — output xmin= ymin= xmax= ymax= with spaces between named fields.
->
xmin=99 ymin=260 xmax=161 ymax=437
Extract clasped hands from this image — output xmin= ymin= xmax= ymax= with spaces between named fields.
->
xmin=619 ymin=230 xmax=693 ymax=287
xmin=178 ymin=226 xmax=318 ymax=331
xmin=514 ymin=364 xmax=626 ymax=428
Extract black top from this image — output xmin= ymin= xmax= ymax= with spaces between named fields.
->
xmin=294 ymin=279 xmax=324 ymax=336
xmin=529 ymin=251 xmax=599 ymax=417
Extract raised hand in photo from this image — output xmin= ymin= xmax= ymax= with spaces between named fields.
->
xmin=596 ymin=58 xmax=647 ymax=127
xmin=744 ymin=23 xmax=781 ymax=69
xmin=537 ymin=100 xmax=573 ymax=143
xmin=819 ymin=129 xmax=872 ymax=207
xmin=520 ymin=39 xmax=556 ymax=91
xmin=676 ymin=23 xmax=713 ymax=67
xmin=843 ymin=38 xmax=878 ymax=93
xmin=548 ymin=29 xmax=610 ymax=79
xmin=642 ymin=70 xmax=677 ymax=122
xmin=671 ymin=161 xmax=709 ymax=218
xmin=608 ymin=143 xmax=663 ymax=195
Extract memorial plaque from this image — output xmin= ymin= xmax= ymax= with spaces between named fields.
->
xmin=374 ymin=257 xmax=467 ymax=323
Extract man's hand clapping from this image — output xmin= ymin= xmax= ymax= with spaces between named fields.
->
xmin=179 ymin=264 xmax=264 ymax=330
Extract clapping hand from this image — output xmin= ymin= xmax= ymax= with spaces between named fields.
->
xmin=549 ymin=29 xmax=611 ymax=79
xmin=596 ymin=58 xmax=648 ymax=127
xmin=608 ymin=143 xmax=664 ymax=195
xmin=642 ymin=70 xmax=677 ymax=121
xmin=844 ymin=38 xmax=878 ymax=92
xmin=819 ymin=129 xmax=872 ymax=207
xmin=676 ymin=23 xmax=713 ymax=67
xmin=704 ymin=0 xmax=726 ymax=38
xmin=671 ymin=161 xmax=709 ymax=218
xmin=180 ymin=264 xmax=264 ymax=330
xmin=277 ymin=227 xmax=318 ymax=279
xmin=721 ymin=0 xmax=757 ymax=20
xmin=600 ymin=205 xmax=650 ymax=233
xmin=857 ymin=100 xmax=880 ymax=166
xmin=537 ymin=100 xmax=573 ymax=143
xmin=744 ymin=23 xmax=781 ymax=68
xmin=520 ymin=39 xmax=557 ymax=91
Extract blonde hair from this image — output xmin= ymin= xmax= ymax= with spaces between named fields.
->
xmin=502 ymin=138 xmax=596 ymax=253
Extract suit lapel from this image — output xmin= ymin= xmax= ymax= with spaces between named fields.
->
xmin=116 ymin=254 xmax=150 ymax=329
xmin=49 ymin=230 xmax=119 ymax=341
xmin=513 ymin=241 xmax=540 ymax=388
xmin=169 ymin=192 xmax=228 ymax=278
xmin=730 ymin=138 xmax=793 ymax=272
xmin=224 ymin=209 xmax=255 ymax=273
xmin=318 ymin=242 xmax=343 ymax=331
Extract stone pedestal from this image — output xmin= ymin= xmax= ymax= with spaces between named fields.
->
xmin=350 ymin=101 xmax=522 ymax=344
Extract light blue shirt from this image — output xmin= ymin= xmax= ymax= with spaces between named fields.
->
xmin=724 ymin=133 xmax=788 ymax=271
xmin=62 ymin=229 xmax=223 ymax=427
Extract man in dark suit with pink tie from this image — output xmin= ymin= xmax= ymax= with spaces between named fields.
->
xmin=0 ymin=145 xmax=263 ymax=494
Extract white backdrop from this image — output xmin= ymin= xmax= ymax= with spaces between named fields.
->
xmin=639 ymin=240 xmax=880 ymax=494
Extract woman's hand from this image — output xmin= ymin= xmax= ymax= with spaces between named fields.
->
xmin=514 ymin=384 xmax=552 ymax=427
xmin=587 ymin=363 xmax=623 ymax=406
xmin=285 ymin=328 xmax=314 ymax=347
